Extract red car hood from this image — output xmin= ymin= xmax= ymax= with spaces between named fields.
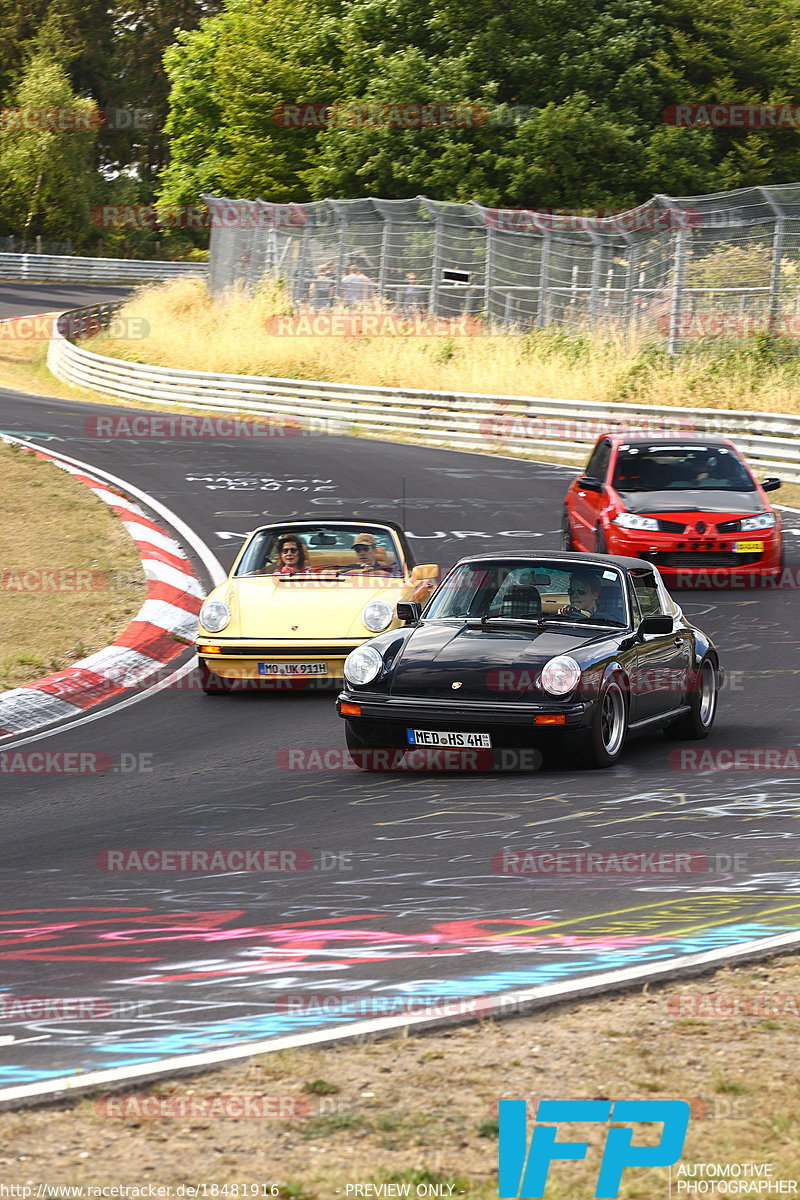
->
xmin=615 ymin=489 xmax=766 ymax=518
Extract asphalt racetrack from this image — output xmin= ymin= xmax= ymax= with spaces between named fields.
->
xmin=1 ymin=284 xmax=800 ymax=1099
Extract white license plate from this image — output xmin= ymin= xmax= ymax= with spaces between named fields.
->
xmin=407 ymin=729 xmax=492 ymax=748
xmin=734 ymin=541 xmax=764 ymax=554
xmin=258 ymin=661 xmax=328 ymax=676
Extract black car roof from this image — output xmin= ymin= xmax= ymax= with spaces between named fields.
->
xmin=453 ymin=550 xmax=655 ymax=573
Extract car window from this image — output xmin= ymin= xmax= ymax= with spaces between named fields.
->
xmin=612 ymin=444 xmax=755 ymax=492
xmin=632 ymin=572 xmax=663 ymax=617
xmin=426 ymin=560 xmax=628 ymax=626
xmin=234 ymin=525 xmax=403 ymax=576
xmin=585 ymin=439 xmax=611 ymax=483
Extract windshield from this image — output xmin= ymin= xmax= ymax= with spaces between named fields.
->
xmin=612 ymin=444 xmax=755 ymax=493
xmin=235 ymin=525 xmax=404 ymax=577
xmin=425 ymin=561 xmax=628 ymax=626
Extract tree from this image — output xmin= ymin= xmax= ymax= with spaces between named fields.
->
xmin=0 ymin=51 xmax=99 ymax=239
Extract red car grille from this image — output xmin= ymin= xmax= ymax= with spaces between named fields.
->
xmin=643 ymin=551 xmax=763 ymax=568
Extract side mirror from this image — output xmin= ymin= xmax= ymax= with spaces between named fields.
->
xmin=411 ymin=564 xmax=439 ymax=581
xmin=638 ymin=614 xmax=673 ymax=636
xmin=397 ymin=601 xmax=422 ymax=624
xmin=577 ymin=474 xmax=603 ymax=493
xmin=761 ymin=477 xmax=782 ymax=493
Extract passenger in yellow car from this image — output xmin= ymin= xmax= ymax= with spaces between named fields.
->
xmin=274 ymin=535 xmax=310 ymax=575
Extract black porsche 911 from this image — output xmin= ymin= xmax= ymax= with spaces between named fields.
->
xmin=336 ymin=552 xmax=723 ymax=770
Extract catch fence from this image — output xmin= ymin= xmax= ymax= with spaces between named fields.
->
xmin=203 ymin=185 xmax=800 ymax=353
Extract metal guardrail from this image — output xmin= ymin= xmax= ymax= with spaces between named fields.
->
xmin=46 ymin=303 xmax=800 ymax=482
xmin=0 ymin=253 xmax=208 ymax=284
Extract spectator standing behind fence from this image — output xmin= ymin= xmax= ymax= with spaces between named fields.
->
xmin=341 ymin=264 xmax=375 ymax=307
xmin=309 ymin=261 xmax=336 ymax=310
xmin=396 ymin=271 xmax=426 ymax=313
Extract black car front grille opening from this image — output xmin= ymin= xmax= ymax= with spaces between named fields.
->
xmin=644 ymin=552 xmax=763 ymax=568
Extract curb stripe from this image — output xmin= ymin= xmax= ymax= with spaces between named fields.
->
xmin=0 ymin=439 xmax=204 ymax=737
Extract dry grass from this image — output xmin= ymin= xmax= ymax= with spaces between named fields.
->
xmin=2 ymin=953 xmax=799 ymax=1195
xmin=0 ymin=442 xmax=145 ymax=689
xmin=87 ymin=275 xmax=800 ymax=414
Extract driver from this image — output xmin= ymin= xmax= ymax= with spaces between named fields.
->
xmin=345 ymin=532 xmax=394 ymax=573
xmin=560 ymin=574 xmax=601 ymax=618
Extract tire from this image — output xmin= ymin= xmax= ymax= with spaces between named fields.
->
xmin=595 ymin=526 xmax=607 ymax=553
xmin=664 ymin=656 xmax=718 ymax=741
xmin=344 ymin=721 xmax=403 ymax=771
xmin=577 ymin=678 xmax=628 ymax=768
xmin=199 ymin=663 xmax=231 ymax=695
xmin=561 ymin=509 xmax=575 ymax=551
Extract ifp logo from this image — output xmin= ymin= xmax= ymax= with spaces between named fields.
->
xmin=498 ymin=1099 xmax=690 ymax=1197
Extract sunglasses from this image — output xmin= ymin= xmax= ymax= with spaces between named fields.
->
xmin=569 ymin=585 xmax=591 ymax=597
xmin=355 ymin=545 xmax=373 ymax=553
xmin=281 ymin=545 xmax=300 ymax=553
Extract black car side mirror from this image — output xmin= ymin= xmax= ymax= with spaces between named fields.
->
xmin=397 ymin=601 xmax=422 ymax=623
xmin=638 ymin=615 xmax=673 ymax=636
xmin=761 ymin=477 xmax=782 ymax=492
xmin=576 ymin=475 xmax=603 ymax=493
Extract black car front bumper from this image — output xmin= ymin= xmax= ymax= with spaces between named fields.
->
xmin=337 ymin=692 xmax=592 ymax=748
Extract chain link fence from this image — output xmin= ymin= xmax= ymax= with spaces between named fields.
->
xmin=202 ymin=185 xmax=800 ymax=353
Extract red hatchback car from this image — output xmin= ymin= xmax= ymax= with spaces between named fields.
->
xmin=562 ymin=434 xmax=783 ymax=582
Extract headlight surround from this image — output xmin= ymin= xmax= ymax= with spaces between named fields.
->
xmin=739 ymin=512 xmax=776 ymax=532
xmin=361 ymin=599 xmax=393 ymax=633
xmin=344 ymin=644 xmax=383 ymax=686
xmin=613 ymin=512 xmax=660 ymax=532
xmin=540 ymin=655 xmax=581 ymax=696
xmin=199 ymin=599 xmax=231 ymax=633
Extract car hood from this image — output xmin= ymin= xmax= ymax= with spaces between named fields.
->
xmin=202 ymin=576 xmax=409 ymax=640
xmin=616 ymin=489 xmax=764 ymax=516
xmin=389 ymin=621 xmax=613 ymax=700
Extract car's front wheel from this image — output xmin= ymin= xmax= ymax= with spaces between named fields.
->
xmin=578 ymin=678 xmax=628 ymax=768
xmin=664 ymin=656 xmax=718 ymax=741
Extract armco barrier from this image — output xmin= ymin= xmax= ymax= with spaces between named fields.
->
xmin=46 ymin=304 xmax=800 ymax=481
xmin=0 ymin=252 xmax=207 ymax=284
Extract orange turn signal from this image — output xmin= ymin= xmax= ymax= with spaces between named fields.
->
xmin=199 ymin=645 xmax=222 ymax=654
xmin=535 ymin=714 xmax=566 ymax=725
xmin=340 ymin=702 xmax=362 ymax=716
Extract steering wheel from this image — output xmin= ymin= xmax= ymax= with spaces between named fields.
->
xmin=561 ymin=604 xmax=589 ymax=619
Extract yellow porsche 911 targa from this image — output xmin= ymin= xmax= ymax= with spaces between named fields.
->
xmin=196 ymin=520 xmax=438 ymax=692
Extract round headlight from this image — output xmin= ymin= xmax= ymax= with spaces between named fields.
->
xmin=540 ymin=655 xmax=581 ymax=696
xmin=362 ymin=600 xmax=393 ymax=633
xmin=199 ymin=599 xmax=231 ymax=633
xmin=344 ymin=645 xmax=383 ymax=686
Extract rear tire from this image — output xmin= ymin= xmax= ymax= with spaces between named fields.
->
xmin=578 ymin=678 xmax=627 ymax=768
xmin=664 ymin=657 xmax=718 ymax=740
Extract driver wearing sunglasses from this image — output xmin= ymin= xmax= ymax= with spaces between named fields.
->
xmin=559 ymin=574 xmax=601 ymax=618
